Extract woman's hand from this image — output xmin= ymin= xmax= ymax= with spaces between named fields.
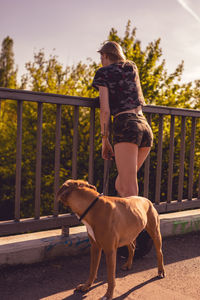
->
xmin=102 ymin=137 xmax=115 ymax=160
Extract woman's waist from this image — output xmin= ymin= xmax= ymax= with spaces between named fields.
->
xmin=114 ymin=106 xmax=143 ymax=118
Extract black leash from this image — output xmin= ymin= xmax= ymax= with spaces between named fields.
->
xmin=78 ymin=193 xmax=104 ymax=222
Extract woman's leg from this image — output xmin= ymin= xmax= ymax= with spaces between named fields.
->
xmin=137 ymin=147 xmax=151 ymax=171
xmin=114 ymin=142 xmax=139 ymax=197
xmin=114 ymin=144 xmax=151 ymax=197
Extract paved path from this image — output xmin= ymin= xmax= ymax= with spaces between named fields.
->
xmin=0 ymin=232 xmax=200 ymax=300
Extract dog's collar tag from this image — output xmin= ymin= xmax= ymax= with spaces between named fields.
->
xmin=78 ymin=193 xmax=103 ymax=222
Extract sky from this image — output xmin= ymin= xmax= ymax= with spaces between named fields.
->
xmin=0 ymin=0 xmax=200 ymax=84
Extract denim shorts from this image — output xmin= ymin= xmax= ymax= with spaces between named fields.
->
xmin=113 ymin=113 xmax=153 ymax=147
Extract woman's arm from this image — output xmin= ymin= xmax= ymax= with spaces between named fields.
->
xmin=99 ymin=86 xmax=110 ymax=137
xmin=98 ymin=86 xmax=114 ymax=160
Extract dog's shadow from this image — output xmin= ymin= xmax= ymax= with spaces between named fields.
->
xmin=62 ymin=281 xmax=106 ymax=299
xmin=62 ymin=276 xmax=160 ymax=299
xmin=113 ymin=276 xmax=160 ymax=299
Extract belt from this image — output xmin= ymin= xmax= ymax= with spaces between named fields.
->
xmin=114 ymin=111 xmax=143 ymax=118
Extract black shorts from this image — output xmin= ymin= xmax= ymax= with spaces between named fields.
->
xmin=113 ymin=113 xmax=153 ymax=147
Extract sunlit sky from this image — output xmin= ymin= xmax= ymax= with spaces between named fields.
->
xmin=0 ymin=0 xmax=200 ymax=84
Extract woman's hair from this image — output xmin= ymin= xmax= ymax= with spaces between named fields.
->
xmin=98 ymin=41 xmax=126 ymax=62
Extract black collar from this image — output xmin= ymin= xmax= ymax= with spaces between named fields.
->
xmin=78 ymin=193 xmax=103 ymax=222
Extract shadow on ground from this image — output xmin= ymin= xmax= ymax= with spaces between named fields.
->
xmin=0 ymin=232 xmax=199 ymax=300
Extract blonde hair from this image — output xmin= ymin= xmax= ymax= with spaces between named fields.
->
xmin=97 ymin=41 xmax=126 ymax=62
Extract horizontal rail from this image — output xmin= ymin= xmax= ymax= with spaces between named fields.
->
xmin=0 ymin=214 xmax=80 ymax=236
xmin=1 ymin=87 xmax=200 ymax=117
xmin=0 ymin=87 xmax=99 ymax=107
xmin=1 ymin=198 xmax=200 ymax=236
xmin=155 ymin=198 xmax=200 ymax=214
xmin=144 ymin=104 xmax=200 ymax=117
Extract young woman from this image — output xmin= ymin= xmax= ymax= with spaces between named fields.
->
xmin=92 ymin=41 xmax=153 ymax=197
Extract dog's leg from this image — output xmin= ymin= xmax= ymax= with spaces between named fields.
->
xmin=146 ymin=214 xmax=165 ymax=278
xmin=121 ymin=241 xmax=136 ymax=270
xmin=76 ymin=237 xmax=102 ymax=292
xmin=103 ymin=249 xmax=117 ymax=300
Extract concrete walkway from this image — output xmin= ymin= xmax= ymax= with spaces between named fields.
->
xmin=0 ymin=209 xmax=200 ymax=266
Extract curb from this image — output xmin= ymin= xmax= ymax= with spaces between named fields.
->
xmin=0 ymin=210 xmax=200 ymax=266
xmin=159 ymin=209 xmax=200 ymax=236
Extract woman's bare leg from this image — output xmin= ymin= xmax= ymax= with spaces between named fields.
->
xmin=114 ymin=143 xmax=138 ymax=197
xmin=137 ymin=146 xmax=151 ymax=171
xmin=114 ymin=143 xmax=151 ymax=197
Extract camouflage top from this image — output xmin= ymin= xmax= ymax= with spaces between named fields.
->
xmin=92 ymin=61 xmax=145 ymax=116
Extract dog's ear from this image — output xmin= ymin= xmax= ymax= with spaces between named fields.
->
xmin=56 ymin=179 xmax=97 ymax=203
xmin=56 ymin=180 xmax=83 ymax=204
xmin=73 ymin=180 xmax=97 ymax=191
xmin=83 ymin=181 xmax=97 ymax=191
xmin=56 ymin=180 xmax=75 ymax=204
xmin=67 ymin=179 xmax=97 ymax=191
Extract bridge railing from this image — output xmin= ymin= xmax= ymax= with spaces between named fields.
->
xmin=0 ymin=87 xmax=200 ymax=236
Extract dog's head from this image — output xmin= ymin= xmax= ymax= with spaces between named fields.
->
xmin=56 ymin=179 xmax=97 ymax=206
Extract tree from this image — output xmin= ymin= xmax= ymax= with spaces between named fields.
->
xmin=108 ymin=21 xmax=197 ymax=109
xmin=0 ymin=36 xmax=18 ymax=88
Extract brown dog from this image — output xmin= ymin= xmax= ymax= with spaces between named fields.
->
xmin=57 ymin=179 xmax=165 ymax=300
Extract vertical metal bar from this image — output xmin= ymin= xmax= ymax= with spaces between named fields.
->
xmin=167 ymin=115 xmax=175 ymax=203
xmin=54 ymin=104 xmax=62 ymax=216
xmin=15 ymin=100 xmax=23 ymax=221
xmin=155 ymin=114 xmax=164 ymax=205
xmin=198 ymin=173 xmax=200 ymax=199
xmin=188 ymin=117 xmax=196 ymax=200
xmin=35 ymin=102 xmax=43 ymax=219
xmin=88 ymin=107 xmax=95 ymax=184
xmin=143 ymin=113 xmax=152 ymax=198
xmin=72 ymin=106 xmax=79 ymax=179
xmin=178 ymin=116 xmax=186 ymax=201
xmin=103 ymin=118 xmax=112 ymax=195
xmin=103 ymin=160 xmax=111 ymax=195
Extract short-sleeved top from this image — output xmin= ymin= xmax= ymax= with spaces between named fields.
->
xmin=92 ymin=61 xmax=145 ymax=116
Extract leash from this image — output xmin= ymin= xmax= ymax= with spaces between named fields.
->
xmin=103 ymin=157 xmax=113 ymax=195
xmin=78 ymin=193 xmax=104 ymax=222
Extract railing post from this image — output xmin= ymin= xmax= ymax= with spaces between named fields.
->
xmin=35 ymin=102 xmax=43 ymax=219
xmin=54 ymin=104 xmax=62 ymax=216
xmin=72 ymin=106 xmax=79 ymax=179
xmin=167 ymin=115 xmax=175 ymax=203
xmin=88 ymin=107 xmax=95 ymax=184
xmin=198 ymin=173 xmax=200 ymax=199
xmin=155 ymin=114 xmax=163 ymax=205
xmin=143 ymin=113 xmax=152 ymax=198
xmin=103 ymin=160 xmax=111 ymax=195
xmin=178 ymin=116 xmax=186 ymax=202
xmin=15 ymin=100 xmax=23 ymax=221
xmin=188 ymin=117 xmax=196 ymax=200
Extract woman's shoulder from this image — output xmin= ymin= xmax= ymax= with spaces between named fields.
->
xmin=95 ymin=65 xmax=109 ymax=75
xmin=123 ymin=60 xmax=137 ymax=70
xmin=96 ymin=61 xmax=138 ymax=76
xmin=95 ymin=65 xmax=116 ymax=79
xmin=98 ymin=64 xmax=114 ymax=72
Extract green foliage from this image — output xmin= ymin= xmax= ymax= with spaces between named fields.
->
xmin=0 ymin=36 xmax=18 ymax=88
xmin=0 ymin=21 xmax=199 ymax=221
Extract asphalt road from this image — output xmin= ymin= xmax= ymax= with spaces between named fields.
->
xmin=0 ymin=232 xmax=200 ymax=300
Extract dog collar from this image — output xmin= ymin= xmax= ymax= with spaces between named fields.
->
xmin=78 ymin=193 xmax=103 ymax=222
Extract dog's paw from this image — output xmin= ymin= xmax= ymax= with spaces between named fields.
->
xmin=121 ymin=262 xmax=132 ymax=271
xmin=75 ymin=283 xmax=91 ymax=292
xmin=157 ymin=269 xmax=165 ymax=278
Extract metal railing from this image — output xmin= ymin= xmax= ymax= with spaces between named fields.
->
xmin=0 ymin=87 xmax=200 ymax=236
